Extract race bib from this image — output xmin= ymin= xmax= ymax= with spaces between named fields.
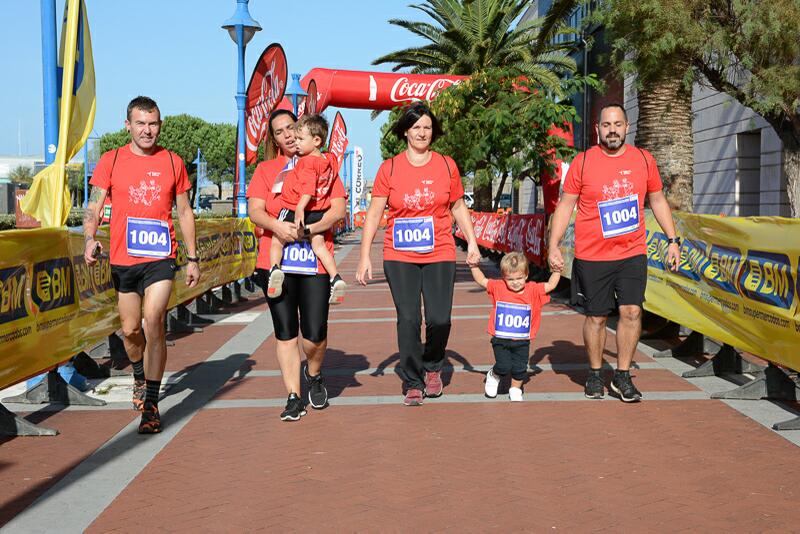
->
xmin=392 ymin=216 xmax=434 ymax=253
xmin=597 ymin=194 xmax=639 ymax=238
xmin=494 ymin=301 xmax=531 ymax=340
xmin=126 ymin=217 xmax=171 ymax=258
xmin=281 ymin=241 xmax=317 ymax=275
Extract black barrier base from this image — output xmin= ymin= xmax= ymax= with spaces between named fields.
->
xmin=641 ymin=318 xmax=680 ymax=340
xmin=2 ymin=370 xmax=106 ymax=406
xmin=653 ymin=331 xmax=716 ymax=359
xmin=87 ymin=333 xmax=131 ymax=372
xmin=0 ymin=404 xmax=58 ymax=436
xmin=682 ymin=344 xmax=764 ymax=378
xmin=711 ymin=364 xmax=799 ymax=401
xmin=244 ymin=276 xmax=256 ymax=293
xmin=232 ymin=280 xmax=248 ymax=303
xmin=773 ymin=415 xmax=800 ymax=431
xmin=166 ymin=308 xmax=203 ymax=334
xmin=195 ymin=290 xmax=231 ymax=314
xmin=72 ymin=351 xmax=111 ymax=379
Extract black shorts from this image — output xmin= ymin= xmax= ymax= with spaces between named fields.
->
xmin=570 ymin=254 xmax=647 ymax=316
xmin=111 ymin=258 xmax=176 ymax=296
xmin=491 ymin=337 xmax=530 ymax=381
xmin=255 ymin=268 xmax=330 ymax=342
xmin=278 ymin=208 xmax=325 ymax=226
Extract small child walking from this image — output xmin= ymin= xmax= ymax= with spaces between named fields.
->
xmin=470 ymin=251 xmax=561 ymax=401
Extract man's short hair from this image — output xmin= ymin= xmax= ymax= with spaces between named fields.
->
xmin=598 ymin=103 xmax=628 ymax=123
xmin=500 ymin=251 xmax=529 ymax=277
xmin=295 ymin=113 xmax=328 ymax=140
xmin=127 ymin=96 xmax=160 ymax=121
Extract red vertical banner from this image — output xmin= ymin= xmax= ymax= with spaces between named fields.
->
xmin=244 ymin=43 xmax=288 ymax=165
xmin=327 ymin=111 xmax=348 ymax=170
xmin=303 ymin=79 xmax=318 ymax=116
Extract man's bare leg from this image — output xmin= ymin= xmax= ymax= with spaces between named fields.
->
xmin=615 ymin=305 xmax=642 ymax=371
xmin=118 ymin=292 xmax=145 ymax=362
xmin=583 ymin=315 xmax=608 ymax=370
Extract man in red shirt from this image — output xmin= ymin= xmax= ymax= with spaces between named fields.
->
xmin=83 ymin=96 xmax=200 ymax=433
xmin=548 ymin=104 xmax=680 ymax=402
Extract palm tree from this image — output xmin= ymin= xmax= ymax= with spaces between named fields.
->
xmin=9 ymin=165 xmax=34 ymax=185
xmin=374 ymin=0 xmax=577 ymax=98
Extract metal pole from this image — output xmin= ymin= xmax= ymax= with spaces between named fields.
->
xmin=235 ymin=24 xmax=247 ymax=218
xmin=581 ymin=33 xmax=589 ymax=150
xmin=291 ymin=94 xmax=298 ymax=116
xmin=41 ymin=0 xmax=58 ymax=165
xmin=83 ymin=142 xmax=89 ymax=207
xmin=194 ymin=147 xmax=201 ymax=213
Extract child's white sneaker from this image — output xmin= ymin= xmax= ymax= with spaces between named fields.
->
xmin=509 ymin=387 xmax=523 ymax=402
xmin=484 ymin=370 xmax=500 ymax=398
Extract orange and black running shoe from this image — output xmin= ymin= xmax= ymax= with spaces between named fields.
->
xmin=138 ymin=401 xmax=162 ymax=434
xmin=132 ymin=379 xmax=146 ymax=412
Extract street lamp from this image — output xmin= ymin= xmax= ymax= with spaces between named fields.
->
xmin=222 ymin=0 xmax=261 ymax=218
xmin=285 ymin=73 xmax=307 ymax=116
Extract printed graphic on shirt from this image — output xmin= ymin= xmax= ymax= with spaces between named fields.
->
xmin=601 ymin=178 xmax=635 ymax=200
xmin=403 ymin=186 xmax=436 ymax=210
xmin=128 ymin=180 xmax=162 ymax=206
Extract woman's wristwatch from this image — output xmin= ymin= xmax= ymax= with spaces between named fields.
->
xmin=667 ymin=237 xmax=681 ymax=245
xmin=186 ymin=256 xmax=200 ymax=263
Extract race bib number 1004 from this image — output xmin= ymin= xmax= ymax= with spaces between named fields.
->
xmin=494 ymin=302 xmax=531 ymax=340
xmin=126 ymin=217 xmax=171 ymax=258
xmin=597 ymin=194 xmax=639 ymax=239
xmin=281 ymin=241 xmax=317 ymax=275
xmin=392 ymin=216 xmax=434 ymax=253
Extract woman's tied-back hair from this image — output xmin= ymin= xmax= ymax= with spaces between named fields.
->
xmin=390 ymin=101 xmax=444 ymax=143
xmin=295 ymin=113 xmax=329 ymax=140
xmin=500 ymin=251 xmax=529 ymax=277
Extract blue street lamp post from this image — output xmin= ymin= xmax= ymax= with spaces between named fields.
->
xmin=193 ymin=148 xmax=207 ymax=213
xmin=41 ymin=0 xmax=58 ymax=166
xmin=285 ymin=73 xmax=307 ymax=116
xmin=222 ymin=0 xmax=261 ymax=218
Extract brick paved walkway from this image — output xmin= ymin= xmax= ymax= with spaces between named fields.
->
xmin=2 ymin=231 xmax=800 ymax=532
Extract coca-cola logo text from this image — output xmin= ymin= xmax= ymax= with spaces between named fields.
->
xmin=246 ymin=58 xmax=285 ymax=154
xmin=389 ymin=77 xmax=462 ymax=103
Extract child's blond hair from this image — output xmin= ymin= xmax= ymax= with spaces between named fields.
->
xmin=500 ymin=251 xmax=529 ymax=277
xmin=295 ymin=113 xmax=328 ymax=141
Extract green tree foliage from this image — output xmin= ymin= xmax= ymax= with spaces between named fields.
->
xmin=9 ymin=165 xmax=34 ymax=185
xmin=602 ymin=0 xmax=800 ymax=215
xmin=97 ymin=115 xmax=237 ymax=200
xmin=374 ymin=0 xmax=577 ymax=98
xmin=381 ymin=70 xmax=590 ymax=211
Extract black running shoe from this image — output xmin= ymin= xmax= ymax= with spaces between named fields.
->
xmin=304 ymin=367 xmax=329 ymax=409
xmin=329 ymin=274 xmax=346 ymax=305
xmin=610 ymin=370 xmax=642 ymax=402
xmin=138 ymin=401 xmax=162 ymax=434
xmin=584 ymin=370 xmax=605 ymax=399
xmin=280 ymin=393 xmax=307 ymax=421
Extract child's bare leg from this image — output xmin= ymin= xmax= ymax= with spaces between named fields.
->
xmin=269 ymin=235 xmax=287 ymax=268
xmin=311 ymin=234 xmax=337 ymax=277
xmin=510 ymin=378 xmax=524 ymax=389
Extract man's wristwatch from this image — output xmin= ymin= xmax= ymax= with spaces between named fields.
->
xmin=186 ymin=256 xmax=200 ymax=263
xmin=667 ymin=237 xmax=681 ymax=245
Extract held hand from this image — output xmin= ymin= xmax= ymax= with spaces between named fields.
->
xmin=548 ymin=247 xmax=564 ymax=273
xmin=274 ymin=221 xmax=298 ymax=243
xmin=466 ymin=241 xmax=481 ymax=266
xmin=185 ymin=261 xmax=200 ymax=288
xmin=355 ymin=257 xmax=373 ymax=286
xmin=295 ymin=210 xmax=305 ymax=229
xmin=666 ymin=243 xmax=681 ymax=272
xmin=84 ymin=239 xmax=101 ymax=266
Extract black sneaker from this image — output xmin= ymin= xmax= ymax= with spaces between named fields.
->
xmin=304 ymin=367 xmax=329 ymax=409
xmin=280 ymin=393 xmax=307 ymax=421
xmin=267 ymin=265 xmax=284 ymax=299
xmin=584 ymin=369 xmax=605 ymax=399
xmin=138 ymin=401 xmax=162 ymax=434
xmin=329 ymin=274 xmax=346 ymax=305
xmin=610 ymin=370 xmax=642 ymax=403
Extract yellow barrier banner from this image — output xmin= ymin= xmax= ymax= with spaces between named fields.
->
xmin=0 ymin=218 xmax=257 ymax=390
xmin=560 ymin=212 xmax=800 ymax=370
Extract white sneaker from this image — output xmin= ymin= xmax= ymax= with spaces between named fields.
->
xmin=484 ymin=370 xmax=500 ymax=398
xmin=509 ymin=387 xmax=523 ymax=402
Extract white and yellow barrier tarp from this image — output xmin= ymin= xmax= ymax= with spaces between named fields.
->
xmin=0 ymin=218 xmax=257 ymax=390
xmin=560 ymin=212 xmax=800 ymax=370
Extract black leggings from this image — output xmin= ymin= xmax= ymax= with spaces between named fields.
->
xmin=383 ymin=260 xmax=456 ymax=390
xmin=256 ymin=269 xmax=330 ymax=342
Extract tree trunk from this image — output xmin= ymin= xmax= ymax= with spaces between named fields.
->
xmin=492 ymin=172 xmax=508 ymax=211
xmin=779 ymin=132 xmax=800 ymax=217
xmin=635 ymin=70 xmax=694 ymax=211
xmin=473 ymin=165 xmax=493 ymax=212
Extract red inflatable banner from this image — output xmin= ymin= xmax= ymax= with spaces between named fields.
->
xmin=245 ymin=43 xmax=287 ymax=164
xmin=295 ymin=69 xmax=467 ymax=112
xmin=455 ymin=212 xmax=546 ymax=266
xmin=327 ymin=111 xmax=348 ymax=170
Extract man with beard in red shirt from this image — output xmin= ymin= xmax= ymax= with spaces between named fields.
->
xmin=84 ymin=96 xmax=200 ymax=433
xmin=548 ymin=104 xmax=680 ymax=402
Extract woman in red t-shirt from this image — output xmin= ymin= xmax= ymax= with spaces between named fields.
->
xmin=247 ymin=109 xmax=346 ymax=422
xmin=355 ymin=102 xmax=480 ymax=406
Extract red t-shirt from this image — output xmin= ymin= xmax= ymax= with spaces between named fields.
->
xmin=90 ymin=144 xmax=191 ymax=267
xmin=280 ymin=152 xmax=340 ymax=212
xmin=486 ymin=279 xmax=549 ymax=340
xmin=247 ymin=155 xmax=344 ymax=273
xmin=372 ymin=151 xmax=464 ymax=263
xmin=562 ymin=145 xmax=663 ymax=261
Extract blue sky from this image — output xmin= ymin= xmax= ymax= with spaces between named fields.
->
xmin=0 ymin=0 xmax=425 ymax=179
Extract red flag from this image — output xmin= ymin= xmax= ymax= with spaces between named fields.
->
xmin=304 ymin=79 xmax=317 ymax=115
xmin=244 ymin=43 xmax=287 ymax=165
xmin=327 ymin=111 xmax=348 ymax=170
